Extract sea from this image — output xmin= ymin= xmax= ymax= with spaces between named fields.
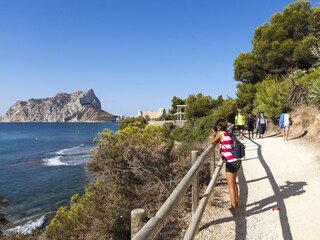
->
xmin=0 ymin=122 xmax=119 ymax=233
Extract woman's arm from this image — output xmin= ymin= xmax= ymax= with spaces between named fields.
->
xmin=210 ymin=132 xmax=222 ymax=145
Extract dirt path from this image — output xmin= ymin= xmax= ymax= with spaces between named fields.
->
xmin=195 ymin=134 xmax=320 ymax=240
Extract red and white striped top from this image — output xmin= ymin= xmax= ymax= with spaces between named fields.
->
xmin=220 ymin=131 xmax=236 ymax=162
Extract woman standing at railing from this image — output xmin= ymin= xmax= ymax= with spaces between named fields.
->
xmin=210 ymin=119 xmax=241 ymax=215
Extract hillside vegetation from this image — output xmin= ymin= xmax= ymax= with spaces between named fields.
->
xmin=2 ymin=1 xmax=320 ymax=239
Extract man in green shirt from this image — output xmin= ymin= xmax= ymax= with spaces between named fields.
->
xmin=235 ymin=109 xmax=245 ymax=139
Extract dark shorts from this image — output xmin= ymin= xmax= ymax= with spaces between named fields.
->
xmin=236 ymin=125 xmax=244 ymax=130
xmin=259 ymin=124 xmax=266 ymax=134
xmin=247 ymin=125 xmax=254 ymax=131
xmin=226 ymin=160 xmax=241 ymax=173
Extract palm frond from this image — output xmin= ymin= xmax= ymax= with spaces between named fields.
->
xmin=308 ymin=78 xmax=320 ymax=108
xmin=287 ymin=84 xmax=309 ymax=107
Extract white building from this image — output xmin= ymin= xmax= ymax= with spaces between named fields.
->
xmin=138 ymin=108 xmax=165 ymax=120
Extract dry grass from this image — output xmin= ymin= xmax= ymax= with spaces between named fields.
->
xmin=290 ymin=105 xmax=320 ymax=139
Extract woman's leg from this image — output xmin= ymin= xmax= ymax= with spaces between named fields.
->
xmin=285 ymin=129 xmax=289 ymax=140
xmin=226 ymin=172 xmax=238 ymax=209
xmin=283 ymin=126 xmax=289 ymax=140
xmin=235 ymin=172 xmax=239 ymax=205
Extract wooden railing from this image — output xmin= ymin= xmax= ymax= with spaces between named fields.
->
xmin=131 ymin=125 xmax=234 ymax=240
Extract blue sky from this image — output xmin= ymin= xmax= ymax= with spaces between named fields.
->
xmin=0 ymin=0 xmax=316 ymax=117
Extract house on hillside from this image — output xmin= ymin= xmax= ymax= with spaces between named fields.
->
xmin=138 ymin=108 xmax=165 ymax=120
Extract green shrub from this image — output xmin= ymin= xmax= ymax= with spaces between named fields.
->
xmin=295 ymin=69 xmax=320 ymax=88
xmin=169 ymin=97 xmax=237 ymax=144
xmin=253 ymin=76 xmax=291 ymax=122
xmin=118 ymin=116 xmax=147 ymax=130
xmin=46 ymin=125 xmax=191 ymax=240
xmin=236 ymin=83 xmax=257 ymax=114
xmin=212 ymin=98 xmax=237 ymax=123
xmin=309 ymin=78 xmax=320 ymax=108
xmin=185 ymin=93 xmax=215 ymax=120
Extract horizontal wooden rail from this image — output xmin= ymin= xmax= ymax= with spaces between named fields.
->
xmin=132 ymin=125 xmax=234 ymax=240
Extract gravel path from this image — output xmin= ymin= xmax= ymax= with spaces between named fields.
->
xmin=195 ymin=134 xmax=320 ymax=240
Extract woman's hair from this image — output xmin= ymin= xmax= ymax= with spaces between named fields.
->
xmin=211 ymin=125 xmax=218 ymax=132
xmin=282 ymin=108 xmax=288 ymax=113
xmin=215 ymin=118 xmax=228 ymax=131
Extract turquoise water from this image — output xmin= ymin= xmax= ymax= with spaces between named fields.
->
xmin=0 ymin=122 xmax=118 ymax=232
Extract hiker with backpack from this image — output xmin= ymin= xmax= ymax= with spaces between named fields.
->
xmin=258 ymin=112 xmax=268 ymax=138
xmin=210 ymin=119 xmax=242 ymax=215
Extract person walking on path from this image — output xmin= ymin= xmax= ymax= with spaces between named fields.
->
xmin=258 ymin=112 xmax=267 ymax=138
xmin=235 ymin=109 xmax=245 ymax=140
xmin=279 ymin=108 xmax=291 ymax=141
xmin=255 ymin=113 xmax=260 ymax=137
xmin=246 ymin=113 xmax=255 ymax=139
xmin=210 ymin=119 xmax=241 ymax=215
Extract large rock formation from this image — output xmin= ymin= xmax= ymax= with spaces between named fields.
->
xmin=0 ymin=89 xmax=117 ymax=122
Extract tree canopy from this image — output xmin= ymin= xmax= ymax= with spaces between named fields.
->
xmin=234 ymin=1 xmax=320 ymax=84
xmin=168 ymin=96 xmax=185 ymax=114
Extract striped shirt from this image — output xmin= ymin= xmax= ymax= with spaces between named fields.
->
xmin=220 ymin=131 xmax=236 ymax=162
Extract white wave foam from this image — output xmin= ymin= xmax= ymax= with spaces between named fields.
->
xmin=43 ymin=144 xmax=92 ymax=167
xmin=43 ymin=156 xmax=68 ymax=166
xmin=8 ymin=215 xmax=45 ymax=234
xmin=55 ymin=146 xmax=80 ymax=155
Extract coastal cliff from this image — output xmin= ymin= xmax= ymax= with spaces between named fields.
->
xmin=0 ymin=89 xmax=117 ymax=122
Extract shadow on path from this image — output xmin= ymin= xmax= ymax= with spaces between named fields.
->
xmin=238 ymin=139 xmax=307 ymax=240
xmin=199 ymin=138 xmax=307 ymax=240
xmin=290 ymin=130 xmax=308 ymax=140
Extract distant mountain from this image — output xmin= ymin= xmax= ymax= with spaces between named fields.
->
xmin=0 ymin=89 xmax=117 ymax=122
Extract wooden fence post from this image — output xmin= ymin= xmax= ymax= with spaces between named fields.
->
xmin=191 ymin=151 xmax=199 ymax=219
xmin=131 ymin=208 xmax=146 ymax=239
xmin=210 ymin=148 xmax=216 ymax=176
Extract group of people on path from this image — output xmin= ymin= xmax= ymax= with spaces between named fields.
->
xmin=234 ymin=109 xmax=268 ymax=139
xmin=209 ymin=109 xmax=291 ymax=216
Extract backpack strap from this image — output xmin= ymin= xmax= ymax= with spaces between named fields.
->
xmin=219 ymin=131 xmax=244 ymax=159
